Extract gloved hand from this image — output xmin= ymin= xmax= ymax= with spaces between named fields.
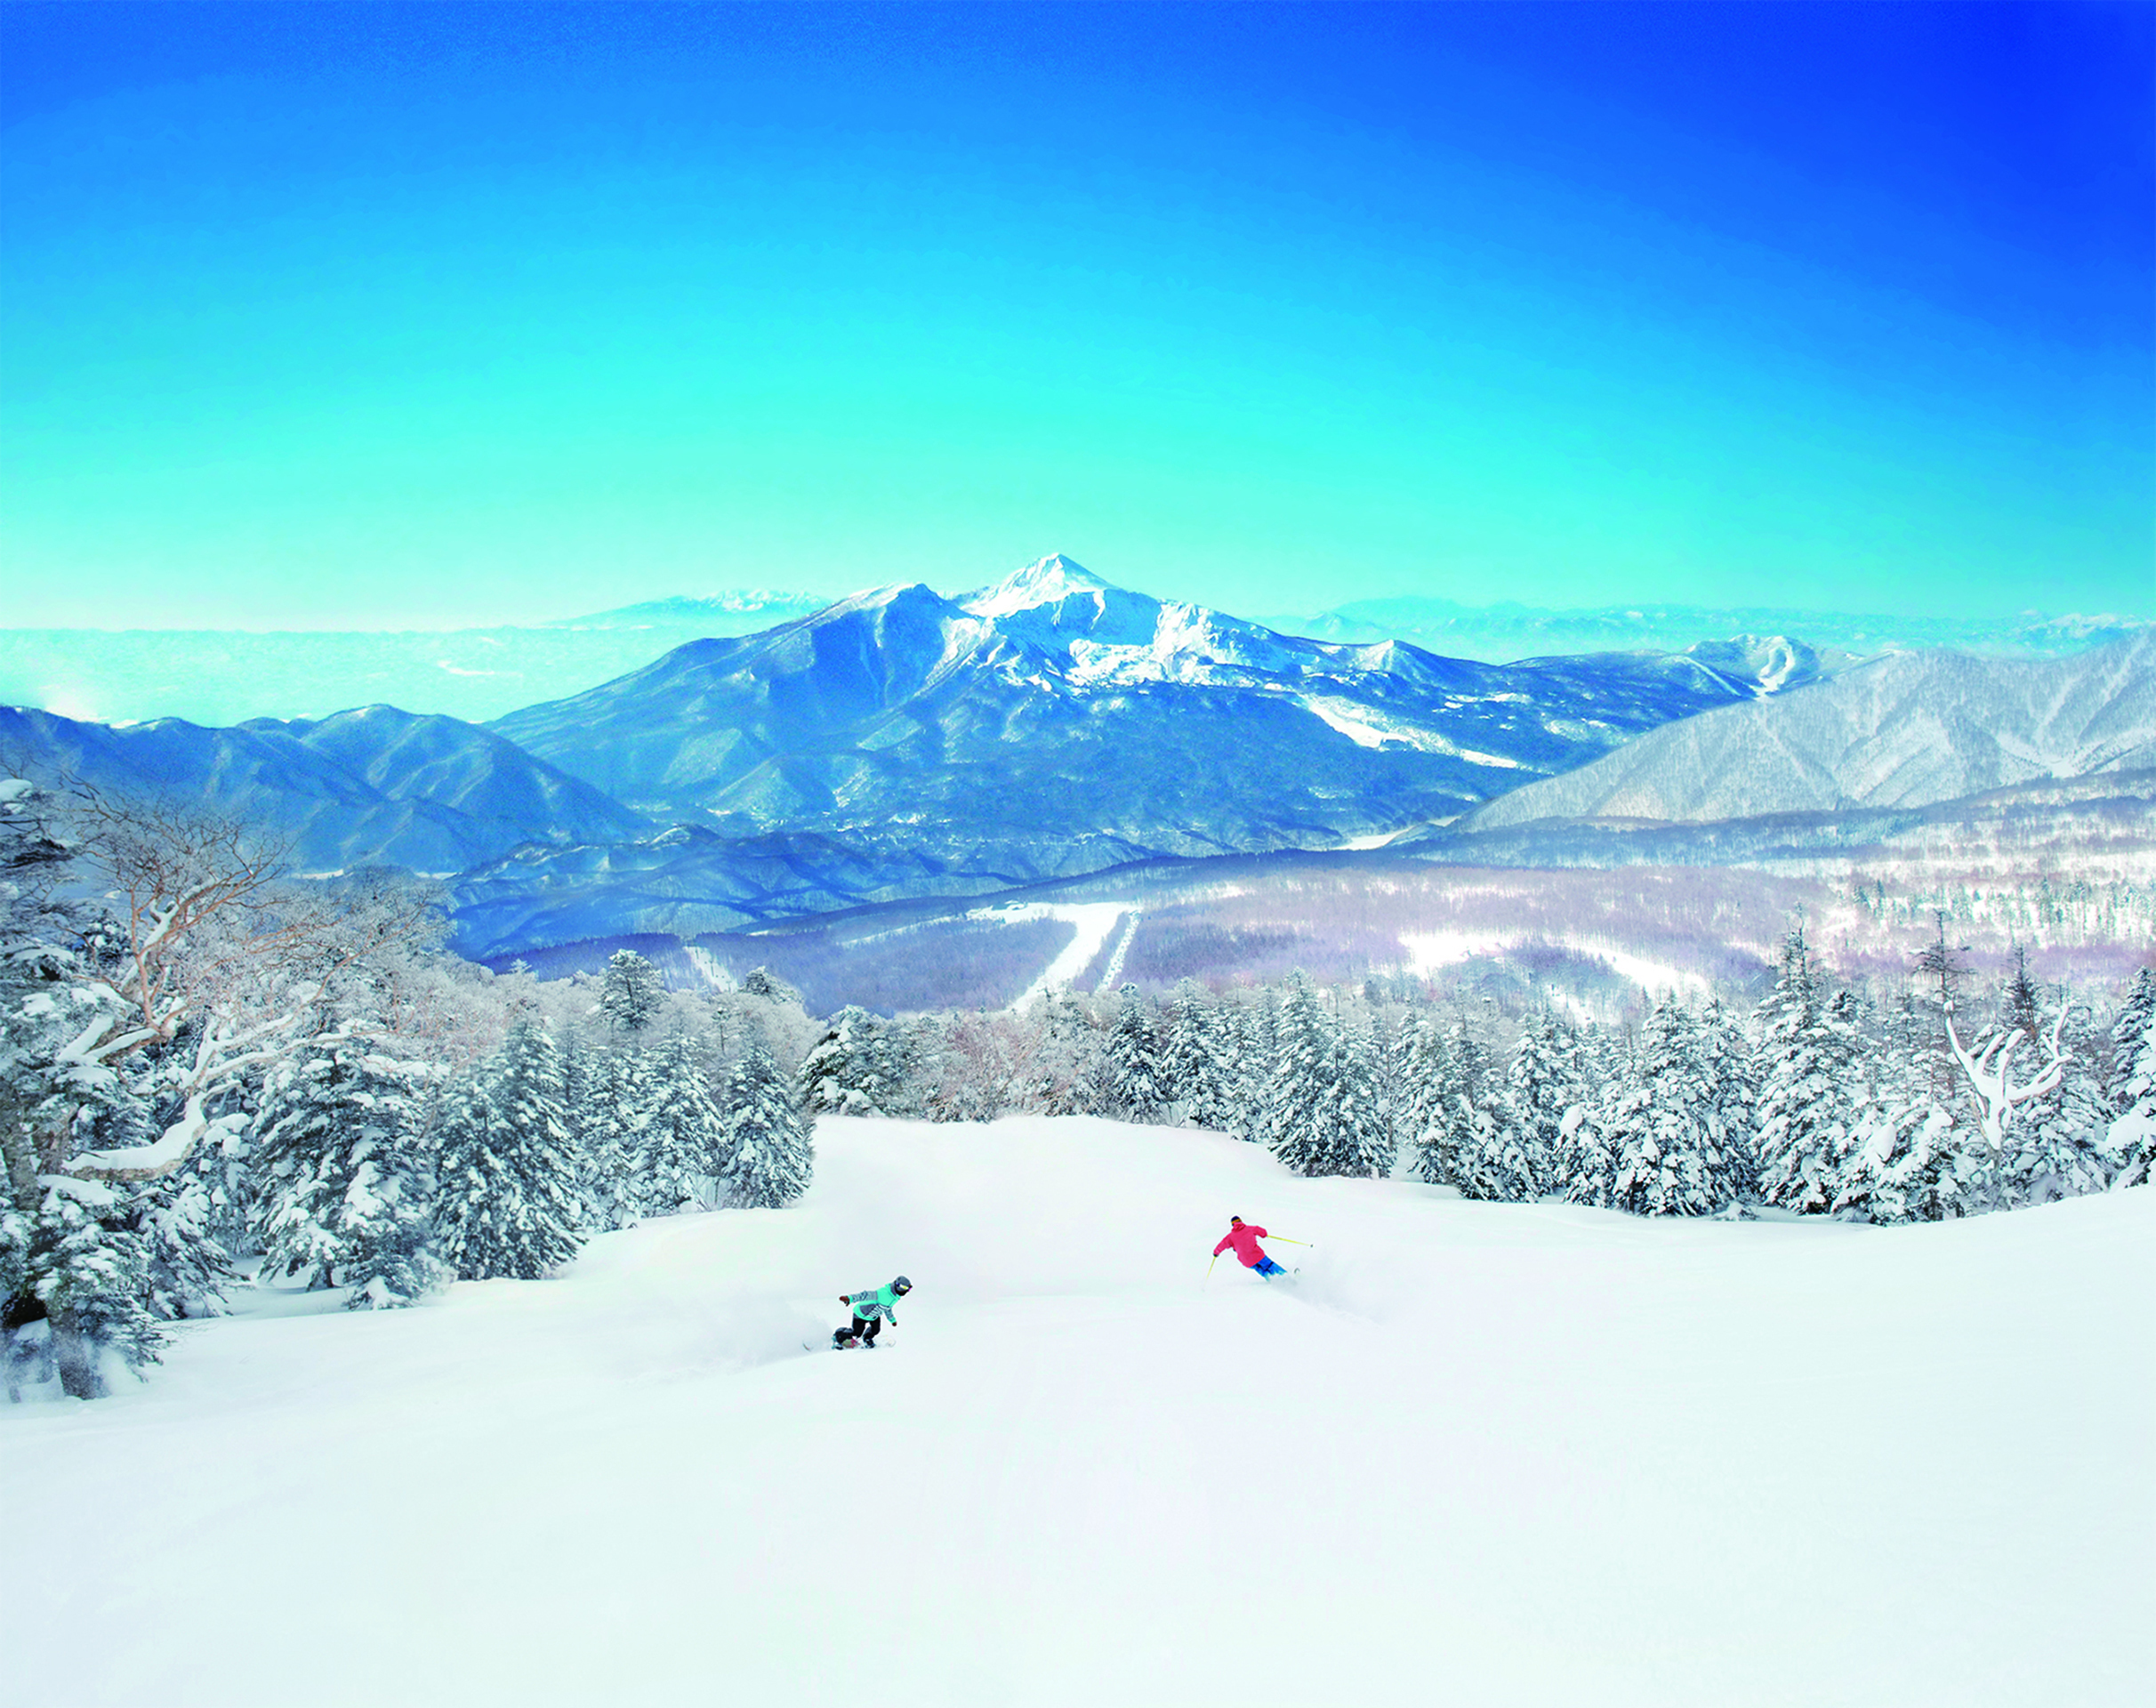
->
xmin=838 ymin=1295 xmax=849 ymax=1306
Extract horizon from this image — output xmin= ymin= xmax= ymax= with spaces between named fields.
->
xmin=4 ymin=2 xmax=2151 ymax=631
xmin=4 ymin=549 xmax=2152 ymax=640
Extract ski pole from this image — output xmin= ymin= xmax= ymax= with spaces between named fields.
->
xmin=1205 ymin=1253 xmax=1219 ymax=1282
xmin=1269 ymin=1236 xmax=1314 ymax=1247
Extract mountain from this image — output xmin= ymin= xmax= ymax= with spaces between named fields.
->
xmin=0 ymin=704 xmax=650 ymax=873
xmin=543 ymin=592 xmax=831 ymax=630
xmin=489 ymin=556 xmax=1816 ymax=857
xmin=1460 ymin=632 xmax=2156 ymax=832
xmin=1264 ymin=596 xmax=2150 ymax=665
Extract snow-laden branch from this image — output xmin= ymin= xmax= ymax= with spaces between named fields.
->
xmin=1946 ymin=1004 xmax=2069 ymax=1204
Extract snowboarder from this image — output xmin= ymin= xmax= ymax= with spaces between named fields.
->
xmin=833 ymin=1275 xmax=912 ymax=1349
xmin=1213 ymin=1216 xmax=1291 ymax=1278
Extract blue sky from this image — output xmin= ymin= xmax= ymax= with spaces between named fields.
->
xmin=3 ymin=1 xmax=2150 ymax=629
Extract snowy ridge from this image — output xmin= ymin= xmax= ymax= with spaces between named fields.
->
xmin=1464 ymin=633 xmax=2156 ymax=830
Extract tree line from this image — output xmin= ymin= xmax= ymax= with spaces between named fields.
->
xmin=802 ymin=925 xmax=2156 ymax=1220
xmin=2 ymin=781 xmax=814 ymax=1399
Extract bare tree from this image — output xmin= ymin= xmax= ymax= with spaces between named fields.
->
xmin=36 ymin=788 xmax=437 ymax=1180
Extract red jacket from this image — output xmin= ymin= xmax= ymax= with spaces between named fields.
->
xmin=1213 ymin=1223 xmax=1268 ymax=1267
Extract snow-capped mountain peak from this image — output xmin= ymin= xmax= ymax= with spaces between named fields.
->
xmin=961 ymin=554 xmax=1120 ymax=619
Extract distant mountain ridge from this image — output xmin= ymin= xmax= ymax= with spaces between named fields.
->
xmin=1267 ymin=596 xmax=2150 ymax=666
xmin=1462 ymin=632 xmax=2156 ymax=831
xmin=0 ymin=704 xmax=648 ymax=874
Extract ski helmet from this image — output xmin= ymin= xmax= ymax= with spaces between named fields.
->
xmin=892 ymin=1276 xmax=912 ymax=1293
xmin=1229 ymin=1216 xmax=1243 ymax=1225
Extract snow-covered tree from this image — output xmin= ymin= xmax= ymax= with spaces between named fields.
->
xmin=1999 ymin=995 xmax=2118 ymax=1205
xmin=719 ymin=1044 xmax=813 ymax=1209
xmin=2106 ymin=969 xmax=2155 ymax=1188
xmin=1266 ymin=983 xmax=1393 ymax=1180
xmin=1106 ymin=985 xmax=1170 ymax=1124
xmin=1832 ymin=1094 xmax=1970 ymax=1225
xmin=1161 ymin=980 xmax=1235 ymax=1132
xmin=1464 ymin=1009 xmax=1580 ymax=1202
xmin=1751 ymin=928 xmax=1860 ymax=1213
xmin=798 ymin=1005 xmax=913 ymax=1118
xmin=1398 ymin=1017 xmax=1456 ymax=1185
xmin=634 ymin=1034 xmax=730 ymax=1214
xmin=435 ymin=1023 xmax=584 ymax=1281
xmin=252 ymin=1038 xmax=445 ymax=1308
xmin=22 ymin=1175 xmax=164 ymax=1397
xmin=575 ymin=1048 xmax=642 ymax=1230
xmin=1604 ymin=999 xmax=1748 ymax=1217
xmin=1259 ymin=973 xmax=1327 ymax=1156
xmin=599 ymin=949 xmax=665 ymax=1038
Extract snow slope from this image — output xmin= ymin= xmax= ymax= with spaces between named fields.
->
xmin=4 ymin=1118 xmax=2148 ymax=1706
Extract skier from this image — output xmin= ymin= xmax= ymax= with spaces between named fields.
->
xmin=1213 ymin=1216 xmax=1291 ymax=1279
xmin=833 ymin=1275 xmax=912 ymax=1349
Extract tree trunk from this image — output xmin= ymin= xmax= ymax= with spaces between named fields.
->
xmin=50 ymin=1307 xmax=102 ymax=1399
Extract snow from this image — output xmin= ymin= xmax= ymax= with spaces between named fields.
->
xmin=961 ymin=553 xmax=1114 ymax=619
xmin=1397 ymin=929 xmax=1710 ymax=998
xmin=1399 ymin=927 xmax=1516 ymax=971
xmin=974 ymin=901 xmax=1129 ymax=1005
xmin=682 ymin=943 xmax=734 ymax=990
xmin=3 ymin=1116 xmax=2147 ymax=1706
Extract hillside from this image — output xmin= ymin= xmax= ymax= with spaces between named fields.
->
xmin=1462 ymin=632 xmax=2156 ymax=831
xmin=5 ymin=1117 xmax=2146 ymax=1706
xmin=0 ymin=703 xmax=648 ymax=873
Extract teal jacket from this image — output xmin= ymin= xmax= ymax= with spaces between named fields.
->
xmin=844 ymin=1284 xmax=901 ymax=1324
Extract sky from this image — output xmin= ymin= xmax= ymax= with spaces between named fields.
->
xmin=2 ymin=0 xmax=2151 ymax=631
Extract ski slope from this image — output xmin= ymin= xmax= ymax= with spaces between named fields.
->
xmin=4 ymin=1118 xmax=2149 ymax=1706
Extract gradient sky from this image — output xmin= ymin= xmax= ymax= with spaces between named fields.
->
xmin=3 ymin=1 xmax=2151 ymax=630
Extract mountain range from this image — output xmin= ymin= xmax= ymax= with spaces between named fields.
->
xmin=1268 ymin=597 xmax=2151 ymax=666
xmin=4 ymin=558 xmax=2147 ymax=963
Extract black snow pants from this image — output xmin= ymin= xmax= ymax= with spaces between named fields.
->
xmin=840 ymin=1315 xmax=881 ymax=1345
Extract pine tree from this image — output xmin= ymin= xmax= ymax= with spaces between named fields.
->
xmin=253 ymin=1039 xmax=444 ymax=1307
xmin=2110 ymin=969 xmax=2156 ymax=1116
xmin=1219 ymin=994 xmax=1275 ymax=1141
xmin=798 ymin=1006 xmax=911 ymax=1118
xmin=634 ymin=1034 xmax=729 ymax=1214
xmin=575 ymin=1049 xmax=641 ymax=1230
xmin=1832 ymin=1095 xmax=1968 ymax=1224
xmin=1399 ymin=1017 xmax=1456 ymax=1185
xmin=1999 ymin=944 xmax=2042 ymax=1043
xmin=1751 ymin=930 xmax=1860 ymax=1213
xmin=1261 ymin=973 xmax=1330 ymax=1161
xmin=1106 ymin=985 xmax=1170 ymax=1124
xmin=1465 ymin=1009 xmax=1579 ymax=1201
xmin=1268 ymin=992 xmax=1393 ymax=1180
xmin=599 ymin=949 xmax=665 ymax=1038
xmin=1162 ymin=980 xmax=1235 ymax=1132
xmin=434 ymin=1023 xmax=585 ymax=1281
xmin=719 ymin=1044 xmax=813 ymax=1209
xmin=2002 ymin=995 xmax=2116 ymax=1205
xmin=25 ymin=1175 xmax=165 ymax=1398
xmin=1423 ymin=1015 xmax=1492 ymax=1188
xmin=1557 ymin=1101 xmax=1618 ymax=1207
xmin=2110 ymin=969 xmax=2156 ymax=1188
xmin=1605 ymin=999 xmax=1748 ymax=1216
